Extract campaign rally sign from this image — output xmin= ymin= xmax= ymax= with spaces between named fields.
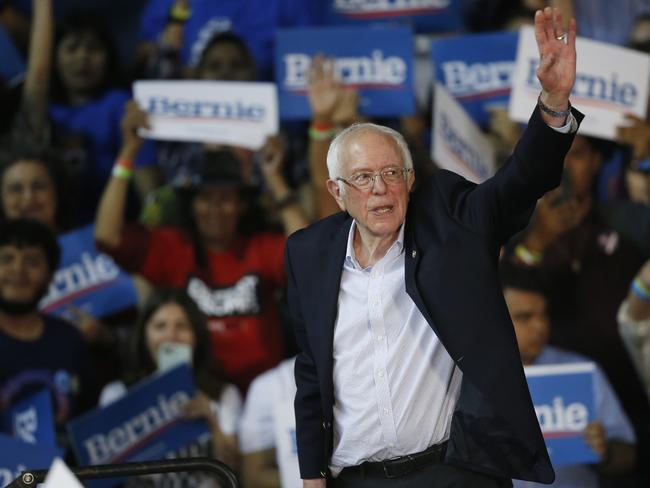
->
xmin=133 ymin=80 xmax=279 ymax=149
xmin=275 ymin=26 xmax=415 ymax=119
xmin=431 ymin=32 xmax=518 ymax=127
xmin=525 ymin=362 xmax=599 ymax=467
xmin=432 ymin=83 xmax=496 ymax=183
xmin=321 ymin=0 xmax=463 ymax=33
xmin=509 ymin=25 xmax=650 ymax=140
xmin=0 ymin=434 xmax=61 ymax=488
xmin=39 ymin=225 xmax=137 ymax=320
xmin=68 ymin=365 xmax=209 ymax=469
xmin=8 ymin=389 xmax=57 ymax=447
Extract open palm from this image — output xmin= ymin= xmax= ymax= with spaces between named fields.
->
xmin=534 ymin=8 xmax=577 ymax=104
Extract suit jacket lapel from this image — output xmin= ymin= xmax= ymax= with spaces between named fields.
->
xmin=313 ymin=217 xmax=351 ymax=407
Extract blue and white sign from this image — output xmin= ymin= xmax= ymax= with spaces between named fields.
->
xmin=134 ymin=80 xmax=279 ymax=149
xmin=67 ymin=365 xmax=209 ymax=467
xmin=321 ymin=0 xmax=463 ymax=33
xmin=39 ymin=225 xmax=137 ymax=320
xmin=432 ymin=83 xmax=496 ymax=183
xmin=275 ymin=26 xmax=415 ymax=119
xmin=431 ymin=32 xmax=518 ymax=127
xmin=509 ymin=26 xmax=650 ymax=140
xmin=0 ymin=434 xmax=61 ymax=488
xmin=8 ymin=389 xmax=57 ymax=448
xmin=525 ymin=362 xmax=599 ymax=467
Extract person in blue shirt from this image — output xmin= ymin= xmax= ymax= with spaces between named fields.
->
xmin=137 ymin=0 xmax=318 ymax=80
xmin=49 ymin=14 xmax=157 ymax=224
xmin=500 ymin=263 xmax=637 ymax=488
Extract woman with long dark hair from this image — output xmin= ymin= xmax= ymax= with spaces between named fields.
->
xmin=100 ymin=287 xmax=241 ymax=484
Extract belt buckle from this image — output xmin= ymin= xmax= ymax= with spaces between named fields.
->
xmin=382 ymin=454 xmax=415 ymax=479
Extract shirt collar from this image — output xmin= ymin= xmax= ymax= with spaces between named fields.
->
xmin=344 ymin=220 xmax=405 ymax=270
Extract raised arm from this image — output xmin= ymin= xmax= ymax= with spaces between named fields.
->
xmin=432 ymin=8 xmax=581 ymax=243
xmin=534 ymin=7 xmax=577 ymax=127
xmin=95 ymin=101 xmax=148 ymax=248
xmin=20 ymin=0 xmax=53 ymax=138
xmin=307 ymin=56 xmax=359 ymax=219
xmin=259 ymin=136 xmax=309 ymax=236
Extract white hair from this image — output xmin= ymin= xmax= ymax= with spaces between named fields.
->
xmin=326 ymin=123 xmax=414 ymax=183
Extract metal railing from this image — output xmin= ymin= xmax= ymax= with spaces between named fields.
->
xmin=6 ymin=457 xmax=239 ymax=488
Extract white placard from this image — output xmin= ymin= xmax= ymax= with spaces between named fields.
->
xmin=432 ymin=83 xmax=496 ymax=183
xmin=43 ymin=458 xmax=84 ymax=488
xmin=133 ymin=80 xmax=279 ymax=150
xmin=509 ymin=25 xmax=650 ymax=140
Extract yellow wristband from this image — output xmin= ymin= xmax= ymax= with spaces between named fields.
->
xmin=169 ymin=4 xmax=192 ymax=22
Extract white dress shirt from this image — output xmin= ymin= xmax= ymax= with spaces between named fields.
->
xmin=330 ymin=221 xmax=463 ymax=474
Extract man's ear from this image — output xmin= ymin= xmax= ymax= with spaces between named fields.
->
xmin=407 ymin=170 xmax=416 ymax=193
xmin=326 ymin=179 xmax=347 ymax=212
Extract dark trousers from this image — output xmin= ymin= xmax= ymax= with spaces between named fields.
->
xmin=330 ymin=463 xmax=513 ymax=488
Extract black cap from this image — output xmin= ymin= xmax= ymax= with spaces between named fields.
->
xmin=178 ymin=149 xmax=243 ymax=189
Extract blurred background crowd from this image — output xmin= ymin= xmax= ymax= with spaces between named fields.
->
xmin=1 ymin=0 xmax=650 ymax=487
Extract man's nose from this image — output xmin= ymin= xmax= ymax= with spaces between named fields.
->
xmin=371 ymin=173 xmax=388 ymax=194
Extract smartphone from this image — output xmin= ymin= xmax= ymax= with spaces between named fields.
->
xmin=157 ymin=342 xmax=193 ymax=372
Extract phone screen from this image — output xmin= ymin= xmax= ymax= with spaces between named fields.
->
xmin=157 ymin=342 xmax=193 ymax=372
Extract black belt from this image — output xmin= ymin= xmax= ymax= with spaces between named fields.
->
xmin=343 ymin=442 xmax=448 ymax=479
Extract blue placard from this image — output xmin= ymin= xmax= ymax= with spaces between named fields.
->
xmin=8 ymin=389 xmax=57 ymax=448
xmin=275 ymin=26 xmax=415 ymax=120
xmin=39 ymin=224 xmax=137 ymax=319
xmin=431 ymin=32 xmax=518 ymax=127
xmin=321 ymin=0 xmax=463 ymax=33
xmin=0 ymin=434 xmax=61 ymax=487
xmin=67 ymin=365 xmax=209 ymax=468
xmin=525 ymin=363 xmax=599 ymax=467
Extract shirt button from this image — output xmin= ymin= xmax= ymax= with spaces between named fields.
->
xmin=389 ymin=442 xmax=395 ymax=447
xmin=376 ymin=335 xmax=383 ymax=341
xmin=383 ymin=408 xmax=389 ymax=414
xmin=378 ymin=371 xmax=385 ymax=378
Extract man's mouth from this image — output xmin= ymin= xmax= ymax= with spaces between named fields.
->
xmin=371 ymin=205 xmax=394 ymax=215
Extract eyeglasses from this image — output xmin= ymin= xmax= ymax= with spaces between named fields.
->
xmin=336 ymin=166 xmax=412 ymax=190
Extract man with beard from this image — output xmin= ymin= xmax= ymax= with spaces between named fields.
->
xmin=0 ymin=218 xmax=95 ymax=440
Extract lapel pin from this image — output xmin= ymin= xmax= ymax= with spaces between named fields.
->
xmin=411 ymin=250 xmax=417 ymax=258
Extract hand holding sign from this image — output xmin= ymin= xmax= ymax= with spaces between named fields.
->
xmin=583 ymin=421 xmax=606 ymax=460
xmin=534 ymin=7 xmax=577 ymax=118
xmin=121 ymin=100 xmax=150 ymax=156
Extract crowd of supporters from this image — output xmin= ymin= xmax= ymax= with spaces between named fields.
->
xmin=1 ymin=0 xmax=650 ymax=487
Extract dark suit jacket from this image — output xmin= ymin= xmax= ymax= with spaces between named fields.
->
xmin=285 ymin=107 xmax=583 ymax=483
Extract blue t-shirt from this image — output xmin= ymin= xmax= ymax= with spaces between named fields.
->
xmin=139 ymin=0 xmax=318 ymax=78
xmin=514 ymin=346 xmax=636 ymax=488
xmin=49 ymin=89 xmax=153 ymax=224
xmin=0 ymin=315 xmax=95 ymax=428
xmin=0 ymin=24 xmax=25 ymax=86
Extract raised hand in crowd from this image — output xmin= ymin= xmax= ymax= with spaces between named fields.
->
xmin=182 ymin=389 xmax=240 ymax=470
xmin=516 ymin=188 xmax=590 ymax=263
xmin=307 ymin=55 xmax=359 ymax=127
xmin=617 ymin=114 xmax=650 ymax=164
xmin=259 ymin=135 xmax=309 ymax=235
xmin=307 ymin=55 xmax=359 ymax=218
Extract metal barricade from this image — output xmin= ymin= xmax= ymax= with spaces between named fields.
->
xmin=6 ymin=457 xmax=239 ymax=488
